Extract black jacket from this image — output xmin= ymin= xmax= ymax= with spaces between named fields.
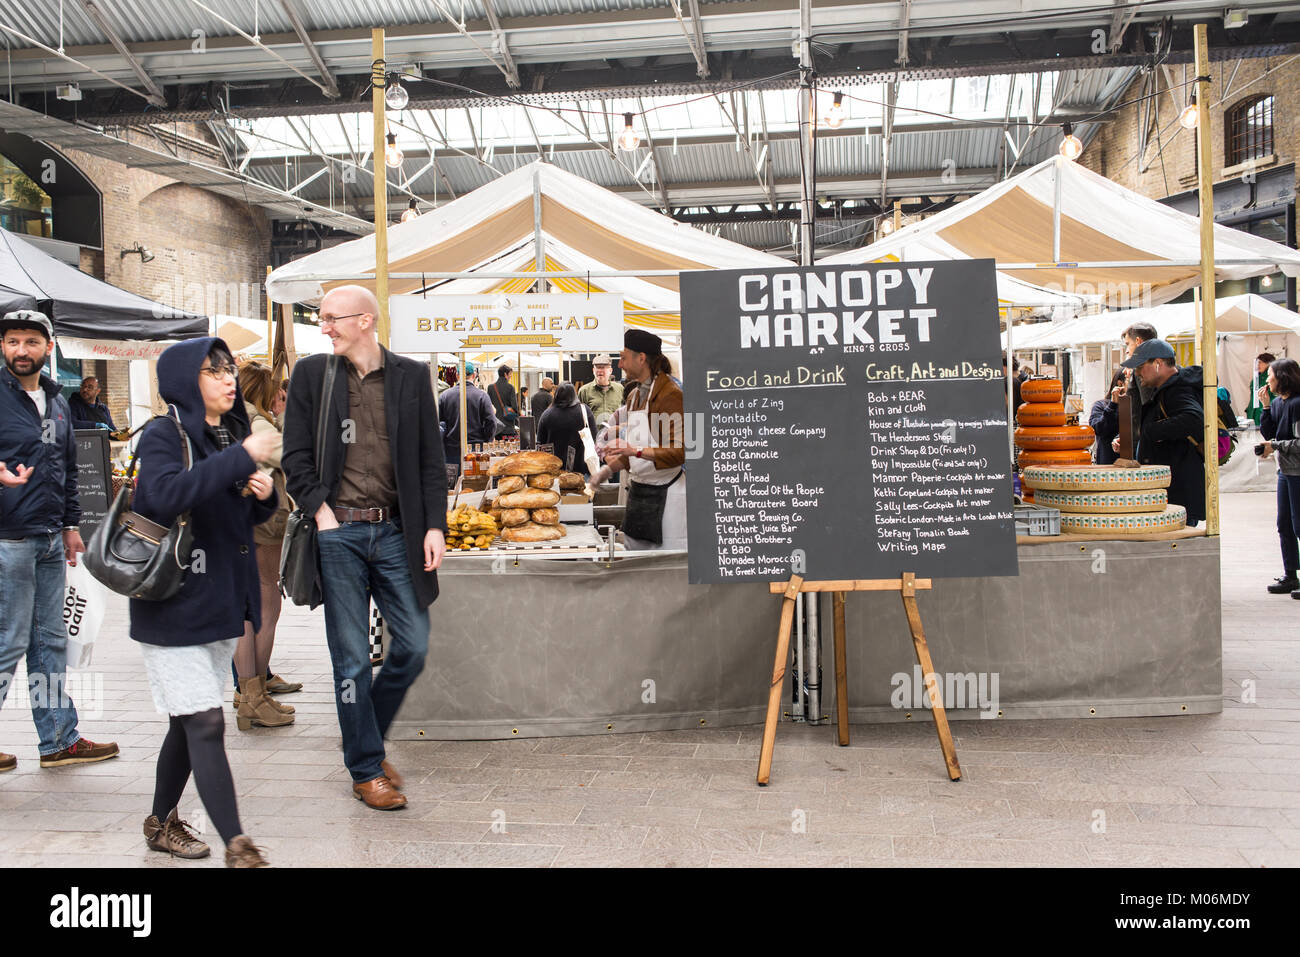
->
xmin=438 ymin=384 xmax=498 ymax=462
xmin=488 ymin=376 xmax=518 ymax=420
xmin=68 ymin=393 xmax=116 ymax=431
xmin=1137 ymin=366 xmax=1205 ymax=527
xmin=530 ymin=389 xmax=552 ymax=417
xmin=0 ymin=367 xmax=80 ymax=537
xmin=1089 ymin=399 xmax=1120 ymax=465
xmin=538 ymin=401 xmax=597 ymax=475
xmin=129 ymin=337 xmax=278 ymax=646
xmin=282 ymin=349 xmax=448 ymax=609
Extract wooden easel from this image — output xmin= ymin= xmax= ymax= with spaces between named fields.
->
xmin=757 ymin=573 xmax=962 ymax=785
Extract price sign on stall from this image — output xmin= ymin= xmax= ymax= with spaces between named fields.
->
xmin=680 ymin=259 xmax=1019 ymax=585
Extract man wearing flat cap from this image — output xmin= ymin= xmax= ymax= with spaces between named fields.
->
xmin=1123 ymin=337 xmax=1205 ymax=527
xmin=577 ymin=355 xmax=623 ymax=428
xmin=601 ymin=329 xmax=686 ymax=549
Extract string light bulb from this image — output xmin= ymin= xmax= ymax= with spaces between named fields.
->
xmin=824 ymin=91 xmax=845 ymax=129
xmin=1059 ymin=122 xmax=1083 ymax=161
xmin=879 ymin=218 xmax=895 ymax=236
xmin=1262 ymin=274 xmax=1274 ymax=288
xmin=1178 ymin=98 xmax=1200 ymax=130
xmin=617 ymin=113 xmax=641 ymax=151
xmin=384 ymin=131 xmax=404 ymax=168
xmin=400 ymin=198 xmax=419 ymax=223
xmin=384 ymin=78 xmax=409 ymax=111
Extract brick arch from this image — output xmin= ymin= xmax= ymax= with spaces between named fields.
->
xmin=138 ymin=181 xmax=260 ymax=229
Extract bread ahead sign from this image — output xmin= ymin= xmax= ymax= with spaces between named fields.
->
xmin=390 ymin=293 xmax=624 ymax=353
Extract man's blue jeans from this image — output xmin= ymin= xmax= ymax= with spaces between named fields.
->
xmin=317 ymin=519 xmax=429 ymax=783
xmin=0 ymin=532 xmax=81 ymax=756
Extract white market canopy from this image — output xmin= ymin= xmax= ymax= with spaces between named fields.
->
xmin=823 ymin=156 xmax=1300 ymax=308
xmin=265 ymin=160 xmax=790 ymax=336
xmin=1005 ymin=294 xmax=1300 ymax=351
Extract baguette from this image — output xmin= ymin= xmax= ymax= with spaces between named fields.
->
xmin=530 ymin=507 xmax=559 ymax=526
xmin=489 ymin=450 xmax=563 ymax=477
xmin=496 ymin=488 xmax=561 ymax=509
xmin=500 ymin=522 xmax=566 ymax=542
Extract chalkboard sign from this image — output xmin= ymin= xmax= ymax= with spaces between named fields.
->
xmin=74 ymin=429 xmax=113 ymax=540
xmin=518 ymin=415 xmax=537 ymax=450
xmin=681 ymin=259 xmax=1018 ymax=585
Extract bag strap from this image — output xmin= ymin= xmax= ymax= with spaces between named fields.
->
xmin=1158 ymin=394 xmax=1205 ymax=458
xmin=315 ymin=356 xmax=339 ymax=481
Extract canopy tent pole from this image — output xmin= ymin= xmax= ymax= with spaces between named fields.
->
xmin=265 ymin=265 xmax=274 ymax=368
xmin=797 ymin=0 xmax=815 ymax=268
xmin=372 ymin=28 xmax=391 ymax=347
xmin=1194 ymin=23 xmax=1220 ymax=537
xmin=1006 ymin=317 xmax=1016 ymax=470
xmin=459 ymin=353 xmax=468 ymax=466
xmin=1053 ymin=157 xmax=1063 ymax=262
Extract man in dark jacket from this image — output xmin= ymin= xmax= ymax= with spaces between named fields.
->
xmin=68 ymin=377 xmax=117 ymax=432
xmin=0 ymin=310 xmax=118 ymax=772
xmin=1124 ymin=338 xmax=1205 ymax=527
xmin=487 ymin=363 xmax=519 ymax=428
xmin=282 ymin=285 xmax=447 ymax=810
xmin=438 ymin=361 xmax=498 ymax=470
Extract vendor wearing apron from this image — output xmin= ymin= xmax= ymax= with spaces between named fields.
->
xmin=602 ymin=329 xmax=687 ymax=550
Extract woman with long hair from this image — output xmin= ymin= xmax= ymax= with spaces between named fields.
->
xmin=131 ymin=338 xmax=279 ymax=866
xmin=231 ymin=361 xmax=300 ymax=727
xmin=1260 ymin=357 xmax=1300 ymax=596
xmin=1089 ymin=369 xmax=1127 ymax=464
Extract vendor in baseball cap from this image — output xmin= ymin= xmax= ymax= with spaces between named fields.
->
xmin=1120 ymin=338 xmax=1176 ymax=368
xmin=0 ymin=309 xmax=54 ymax=340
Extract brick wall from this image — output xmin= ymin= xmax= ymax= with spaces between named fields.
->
xmin=1082 ymin=57 xmax=1296 ymax=200
xmin=55 ymin=124 xmax=271 ymax=428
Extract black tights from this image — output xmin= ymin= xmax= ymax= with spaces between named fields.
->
xmin=151 ymin=708 xmax=242 ymax=846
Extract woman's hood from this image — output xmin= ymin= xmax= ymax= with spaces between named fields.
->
xmin=156 ymin=337 xmax=250 ymax=445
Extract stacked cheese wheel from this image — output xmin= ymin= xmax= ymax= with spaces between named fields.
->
xmin=1014 ymin=379 xmax=1093 ymax=469
xmin=1020 ymin=464 xmax=1185 ymax=535
xmin=487 ymin=451 xmax=569 ymax=542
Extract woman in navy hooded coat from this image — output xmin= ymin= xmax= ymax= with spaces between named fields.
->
xmin=128 ymin=337 xmax=280 ymax=867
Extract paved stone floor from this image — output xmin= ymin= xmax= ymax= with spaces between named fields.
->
xmin=2 ymin=492 xmax=1298 ymax=868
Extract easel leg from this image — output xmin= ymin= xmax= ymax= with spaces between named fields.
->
xmin=833 ymin=591 xmax=849 ymax=747
xmin=900 ymin=573 xmax=962 ymax=782
xmin=758 ymin=575 xmax=803 ymax=786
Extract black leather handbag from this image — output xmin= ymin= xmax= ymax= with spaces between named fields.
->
xmin=279 ymin=356 xmax=338 ymax=609
xmin=83 ymin=408 xmax=194 ymax=601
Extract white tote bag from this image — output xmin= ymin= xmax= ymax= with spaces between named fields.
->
xmin=64 ymin=561 xmax=108 ymax=669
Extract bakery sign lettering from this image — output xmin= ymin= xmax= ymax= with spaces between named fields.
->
xmin=389 ymin=293 xmax=624 ymax=353
xmin=680 ymin=259 xmax=1018 ymax=585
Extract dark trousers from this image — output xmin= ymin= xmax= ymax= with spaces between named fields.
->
xmin=1277 ymin=473 xmax=1300 ymax=574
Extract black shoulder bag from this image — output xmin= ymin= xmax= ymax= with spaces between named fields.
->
xmin=83 ymin=407 xmax=195 ymax=601
xmin=279 ymin=357 xmax=338 ymax=609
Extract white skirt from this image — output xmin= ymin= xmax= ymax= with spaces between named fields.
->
xmin=138 ymin=637 xmax=238 ymax=716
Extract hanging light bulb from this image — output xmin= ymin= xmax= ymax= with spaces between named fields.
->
xmin=1262 ymin=274 xmax=1274 ymax=288
xmin=617 ymin=113 xmax=641 ymax=152
xmin=879 ymin=218 xmax=895 ymax=236
xmin=824 ymin=91 xmax=845 ymax=129
xmin=1178 ymin=97 xmax=1200 ymax=130
xmin=385 ymin=131 xmax=404 ymax=168
xmin=384 ymin=78 xmax=409 ymax=111
xmin=1059 ymin=122 xmax=1083 ymax=161
xmin=400 ymin=198 xmax=419 ymax=223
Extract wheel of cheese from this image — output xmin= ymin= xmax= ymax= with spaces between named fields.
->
xmin=1020 ymin=379 xmax=1063 ymax=403
xmin=1017 ymin=449 xmax=1093 ymax=468
xmin=1033 ymin=488 xmax=1168 ymax=514
xmin=1016 ymin=402 xmax=1067 ymax=427
xmin=1059 ymin=504 xmax=1186 ymax=536
xmin=1021 ymin=463 xmax=1172 ymax=492
xmin=1015 ymin=424 xmax=1095 ymax=451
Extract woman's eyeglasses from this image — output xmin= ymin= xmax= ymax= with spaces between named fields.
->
xmin=200 ymin=363 xmax=238 ymax=379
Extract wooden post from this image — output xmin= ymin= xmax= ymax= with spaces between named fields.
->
xmin=279 ymin=303 xmax=298 ymax=372
xmin=372 ymin=28 xmax=391 ymax=348
xmin=899 ymin=573 xmax=961 ymax=781
xmin=1193 ymin=22 xmax=1219 ymax=536
xmin=757 ymin=574 xmax=803 ymax=786
xmin=264 ymin=265 xmax=274 ymax=366
xmin=833 ymin=591 xmax=849 ymax=746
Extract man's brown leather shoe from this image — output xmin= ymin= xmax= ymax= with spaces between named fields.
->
xmin=0 ymin=752 xmax=15 ymax=772
xmin=353 ymin=776 xmax=407 ymax=810
xmin=380 ymin=759 xmax=403 ymax=790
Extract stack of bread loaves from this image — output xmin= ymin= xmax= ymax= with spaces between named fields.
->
xmin=486 ymin=451 xmax=584 ymax=542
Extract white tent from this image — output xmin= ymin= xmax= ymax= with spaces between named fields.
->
xmin=822 ymin=156 xmax=1300 ymax=308
xmin=265 ymin=160 xmax=790 ymax=336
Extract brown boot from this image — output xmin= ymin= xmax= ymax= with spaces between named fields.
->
xmin=236 ymin=677 xmax=294 ymax=731
xmin=144 ymin=808 xmax=210 ymax=859
xmin=225 ymin=835 xmax=270 ymax=867
xmin=235 ymin=687 xmax=294 ymax=714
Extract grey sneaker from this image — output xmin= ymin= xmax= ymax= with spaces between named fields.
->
xmin=144 ymin=809 xmax=211 ymax=859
